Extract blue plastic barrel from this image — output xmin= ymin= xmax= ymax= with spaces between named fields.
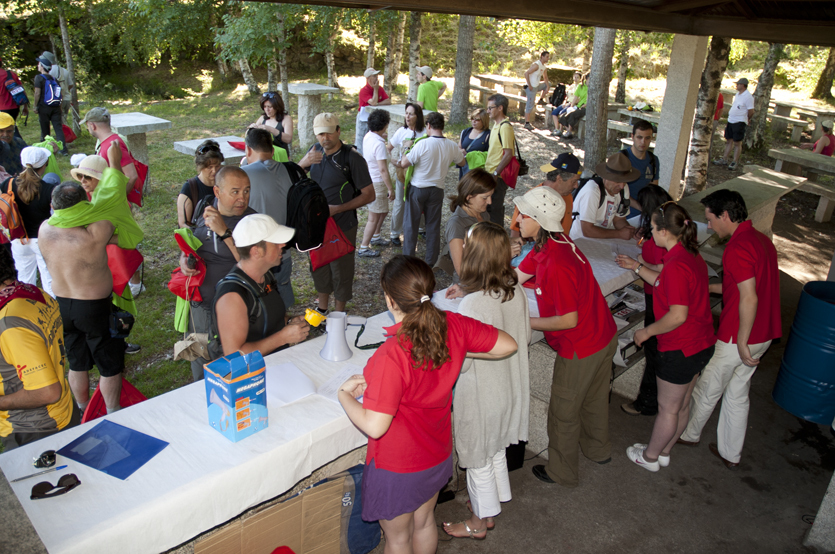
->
xmin=773 ymin=281 xmax=835 ymax=425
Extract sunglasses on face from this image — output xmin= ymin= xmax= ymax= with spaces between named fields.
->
xmin=30 ymin=474 xmax=81 ymax=500
xmin=33 ymin=450 xmax=56 ymax=469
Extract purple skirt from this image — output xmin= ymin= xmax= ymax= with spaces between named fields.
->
xmin=361 ymin=454 xmax=453 ymax=522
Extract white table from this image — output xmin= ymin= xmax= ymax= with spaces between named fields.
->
xmin=772 ymin=101 xmax=835 ymax=140
xmin=109 ymin=113 xmax=172 ymax=165
xmin=0 ymin=312 xmax=394 ymax=554
xmin=173 ymin=135 xmax=246 ymax=165
xmin=287 ymin=83 xmax=341 ymax=149
xmin=618 ymin=108 xmax=661 ymax=125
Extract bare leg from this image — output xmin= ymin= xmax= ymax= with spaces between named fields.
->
xmin=318 ymin=293 xmax=330 ymax=312
xmin=645 ymin=377 xmax=690 ymax=461
xmin=379 ymin=492 xmax=439 ymax=554
xmin=361 ymin=212 xmax=384 ymax=248
xmin=722 ymin=139 xmax=733 ymax=161
xmin=335 ymin=300 xmax=347 ymax=312
xmin=68 ymin=371 xmax=91 ymax=407
xmin=443 ymin=513 xmax=488 ymax=538
xmin=732 ymin=141 xmax=743 ymax=163
xmin=660 ymin=375 xmax=699 ymax=456
xmin=373 ymin=212 xmax=389 ymax=237
xmin=99 ymin=375 xmax=123 ymax=413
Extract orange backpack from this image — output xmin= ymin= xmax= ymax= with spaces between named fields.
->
xmin=0 ymin=179 xmax=28 ymax=242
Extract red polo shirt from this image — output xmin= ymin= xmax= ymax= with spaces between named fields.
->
xmin=652 ymin=243 xmax=716 ymax=355
xmin=717 ymin=220 xmax=781 ymax=344
xmin=641 ymin=237 xmax=666 ymax=295
xmin=359 ymin=84 xmax=389 ymax=109
xmin=362 ymin=313 xmax=498 ymax=473
xmin=519 ymin=235 xmax=616 ymax=359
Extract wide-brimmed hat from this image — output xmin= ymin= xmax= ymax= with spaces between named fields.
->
xmin=513 ymin=187 xmax=566 ymax=233
xmin=35 ymin=56 xmax=52 ymax=70
xmin=595 ymin=152 xmax=640 ymax=183
xmin=233 ymin=214 xmax=295 ymax=247
xmin=71 ymin=155 xmax=107 ymax=182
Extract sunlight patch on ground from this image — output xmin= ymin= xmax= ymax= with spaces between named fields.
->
xmin=775 ymin=233 xmax=833 ymax=284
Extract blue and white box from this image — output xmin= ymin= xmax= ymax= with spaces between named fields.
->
xmin=204 ymin=351 xmax=268 ymax=442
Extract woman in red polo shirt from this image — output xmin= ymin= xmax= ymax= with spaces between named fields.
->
xmin=621 ymin=202 xmax=716 ymax=472
xmin=338 ymin=255 xmax=517 ymax=551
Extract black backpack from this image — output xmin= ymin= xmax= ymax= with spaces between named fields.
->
xmin=286 ymin=176 xmax=329 ymax=252
xmin=571 ymin=176 xmax=629 ymax=220
xmin=549 ymin=83 xmax=566 ymax=107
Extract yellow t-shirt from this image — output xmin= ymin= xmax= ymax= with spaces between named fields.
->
xmin=485 ymin=119 xmax=516 ymax=174
xmin=0 ymin=290 xmax=73 ymax=437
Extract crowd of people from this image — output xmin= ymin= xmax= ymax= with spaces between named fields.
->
xmin=0 ymin=54 xmax=787 ymax=554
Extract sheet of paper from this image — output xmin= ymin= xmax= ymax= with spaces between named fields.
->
xmin=318 ymin=364 xmax=365 ymax=404
xmin=267 ymin=362 xmax=316 ymax=408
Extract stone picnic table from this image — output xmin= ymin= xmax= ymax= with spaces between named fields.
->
xmin=173 ymin=136 xmax=245 ymax=164
xmin=618 ymin=107 xmax=661 ymax=125
xmin=768 ymin=146 xmax=835 ymax=222
xmin=109 ymin=112 xmax=172 ymax=166
xmin=366 ymin=104 xmax=432 ymax=138
xmin=287 ymin=83 xmax=341 ymax=149
xmin=772 ymin=100 xmax=835 ymax=140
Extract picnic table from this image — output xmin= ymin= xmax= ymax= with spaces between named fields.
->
xmin=618 ymin=108 xmax=661 ymax=125
xmin=366 ymin=104 xmax=431 ymax=138
xmin=173 ymin=135 xmax=245 ymax=164
xmin=287 ymin=83 xmax=341 ymax=149
xmin=768 ymin=146 xmax=835 ymax=222
xmin=772 ymin=100 xmax=835 ymax=140
xmin=109 ymin=112 xmax=172 ymax=166
xmin=472 ymin=74 xmax=529 ymax=113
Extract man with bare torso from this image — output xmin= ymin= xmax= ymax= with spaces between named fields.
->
xmin=39 ymin=142 xmax=125 ymax=413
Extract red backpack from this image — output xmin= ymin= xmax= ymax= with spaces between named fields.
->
xmin=0 ymin=179 xmax=28 ymax=241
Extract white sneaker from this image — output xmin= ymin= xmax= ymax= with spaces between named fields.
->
xmin=626 ymin=445 xmax=660 ymax=472
xmin=632 ymin=443 xmax=669 ymax=467
xmin=129 ymin=282 xmax=146 ymax=297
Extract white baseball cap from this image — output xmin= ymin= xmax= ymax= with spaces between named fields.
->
xmin=233 ymin=214 xmax=295 ymax=247
xmin=417 ymin=66 xmax=433 ymax=78
xmin=20 ymin=147 xmax=52 ymax=169
xmin=363 ymin=68 xmax=380 ymax=78
xmin=313 ymin=113 xmax=339 ymax=135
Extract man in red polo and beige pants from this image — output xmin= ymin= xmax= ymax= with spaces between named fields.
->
xmin=677 ymin=189 xmax=781 ymax=469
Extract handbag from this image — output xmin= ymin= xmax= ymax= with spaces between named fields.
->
xmin=62 ymin=124 xmax=77 ymax=144
xmin=496 ymin=121 xmax=528 ymax=188
xmin=309 ymin=217 xmax=356 ymax=272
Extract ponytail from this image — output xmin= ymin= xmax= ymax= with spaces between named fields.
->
xmin=651 ymin=202 xmax=699 ymax=255
xmin=381 ymin=255 xmax=450 ymax=370
xmin=16 ymin=166 xmax=42 ymax=204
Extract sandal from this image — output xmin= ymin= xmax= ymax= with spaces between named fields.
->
xmin=466 ymin=500 xmax=495 ymax=530
xmin=443 ymin=521 xmax=487 ymax=540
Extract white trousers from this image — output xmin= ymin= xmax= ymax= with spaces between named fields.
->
xmin=681 ymin=339 xmax=772 ymax=463
xmin=11 ymin=238 xmax=54 ymax=297
xmin=466 ymin=449 xmax=512 ymax=519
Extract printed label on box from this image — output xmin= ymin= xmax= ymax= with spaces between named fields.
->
xmin=204 ymin=351 xmax=269 ymax=442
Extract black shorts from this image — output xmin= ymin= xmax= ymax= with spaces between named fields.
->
xmin=656 ymin=345 xmax=715 ymax=385
xmin=724 ymin=121 xmax=746 ymax=142
xmin=56 ymin=296 xmax=125 ymax=377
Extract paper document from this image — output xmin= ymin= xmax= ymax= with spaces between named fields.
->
xmin=318 ymin=364 xmax=365 ymax=404
xmin=267 ymin=362 xmax=316 ymax=408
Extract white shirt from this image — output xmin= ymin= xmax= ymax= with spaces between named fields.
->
xmin=529 ymin=60 xmax=546 ymax=87
xmin=728 ymin=89 xmax=755 ymax=125
xmin=390 ymin=126 xmax=426 ymax=148
xmin=362 ymin=132 xmax=388 ymax=183
xmin=569 ymin=180 xmax=631 ymax=240
xmin=405 ymin=136 xmax=464 ymax=189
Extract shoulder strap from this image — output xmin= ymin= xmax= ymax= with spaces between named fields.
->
xmin=214 ymin=273 xmax=269 ymax=338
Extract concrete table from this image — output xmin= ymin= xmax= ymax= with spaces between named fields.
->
xmin=173 ymin=135 xmax=245 ymax=165
xmin=618 ymin=107 xmax=661 ymax=125
xmin=769 ymin=147 xmax=835 ymax=222
xmin=109 ymin=112 xmax=172 ymax=166
xmin=287 ymin=83 xmax=341 ymax=150
xmin=366 ymin=104 xmax=431 ymax=139
xmin=772 ymin=101 xmax=835 ymax=140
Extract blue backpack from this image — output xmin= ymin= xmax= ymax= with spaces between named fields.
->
xmin=42 ymin=74 xmax=62 ymax=106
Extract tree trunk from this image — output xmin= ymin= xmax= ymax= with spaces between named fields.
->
xmin=615 ymin=31 xmax=631 ymax=104
xmin=583 ymin=27 xmax=616 ymax=177
xmin=326 ymin=26 xmax=339 ymax=99
xmin=582 ymin=28 xmax=595 ymax=73
xmin=57 ymin=8 xmax=80 ymax=134
xmin=267 ymin=60 xmax=278 ymax=91
xmin=384 ymin=27 xmax=395 ymax=94
xmin=366 ymin=19 xmax=376 ymax=69
xmin=812 ymin=47 xmax=835 ymax=101
xmin=745 ymin=43 xmax=783 ymax=151
xmin=239 ymin=59 xmax=260 ymax=95
xmin=277 ymin=13 xmax=289 ymax=108
xmin=408 ymin=12 xmax=422 ymax=102
xmin=392 ymin=13 xmax=407 ymax=93
xmin=217 ymin=57 xmax=229 ymax=81
xmin=449 ymin=15 xmax=476 ymax=125
xmin=49 ymin=35 xmax=58 ymax=58
xmin=684 ymin=36 xmax=731 ymax=195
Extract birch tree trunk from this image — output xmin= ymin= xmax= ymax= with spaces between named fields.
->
xmin=408 ymin=12 xmax=422 ymax=102
xmin=277 ymin=13 xmax=289 ymax=106
xmin=392 ymin=13 xmax=406 ymax=93
xmin=744 ymin=43 xmax=783 ymax=151
xmin=239 ymin=59 xmax=260 ymax=95
xmin=615 ymin=31 xmax=631 ymax=104
xmin=684 ymin=36 xmax=731 ymax=194
xmin=581 ymin=28 xmax=595 ymax=73
xmin=583 ymin=27 xmax=616 ymax=177
xmin=326 ymin=27 xmax=339 ymax=99
xmin=267 ymin=60 xmax=278 ymax=91
xmin=449 ymin=15 xmax=476 ymax=125
xmin=58 ymin=8 xmax=80 ymax=134
xmin=384 ymin=28 xmax=395 ymax=93
xmin=49 ymin=35 xmax=58 ymax=58
xmin=366 ymin=20 xmax=376 ymax=69
xmin=812 ymin=47 xmax=835 ymax=101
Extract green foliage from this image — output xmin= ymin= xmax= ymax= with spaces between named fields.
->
xmin=215 ymin=3 xmax=304 ymax=65
xmin=728 ymin=39 xmax=749 ymax=67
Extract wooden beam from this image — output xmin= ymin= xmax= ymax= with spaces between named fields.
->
xmin=733 ymin=0 xmax=758 ymax=20
xmin=655 ymin=0 xmax=728 ymax=13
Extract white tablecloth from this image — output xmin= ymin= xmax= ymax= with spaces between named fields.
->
xmin=0 ymin=313 xmax=394 ymax=554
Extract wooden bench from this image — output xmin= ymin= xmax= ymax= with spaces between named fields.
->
xmin=620 ymin=137 xmax=656 ymax=149
xmin=468 ymin=83 xmax=526 ymax=114
xmin=767 ymin=113 xmax=810 ymax=142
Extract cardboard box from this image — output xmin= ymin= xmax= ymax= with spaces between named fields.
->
xmin=204 ymin=351 xmax=268 ymax=442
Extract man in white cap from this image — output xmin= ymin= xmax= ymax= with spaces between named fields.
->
xmin=0 ymin=111 xmax=27 ymax=176
xmin=713 ymin=77 xmax=754 ymax=171
xmin=298 ymin=113 xmax=374 ymax=315
xmin=356 ymin=68 xmax=391 ymax=155
xmin=416 ymin=66 xmax=446 ymax=112
xmin=213 ymin=214 xmax=310 ymax=357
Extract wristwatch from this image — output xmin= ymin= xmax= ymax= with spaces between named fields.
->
xmin=493 ymin=171 xmax=498 ymax=176
xmin=219 ymin=229 xmax=233 ymax=241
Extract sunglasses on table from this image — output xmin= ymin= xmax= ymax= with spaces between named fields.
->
xmin=30 ymin=474 xmax=81 ymax=500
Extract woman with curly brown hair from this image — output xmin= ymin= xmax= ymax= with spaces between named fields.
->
xmin=443 ymin=222 xmax=531 ymax=540
xmin=339 ymin=255 xmax=517 ymax=553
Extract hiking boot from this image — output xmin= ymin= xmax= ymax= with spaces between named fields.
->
xmin=712 ymin=157 xmax=727 ymax=166
xmin=524 ymin=122 xmax=535 ymax=131
xmin=370 ymin=236 xmax=391 ymax=246
xmin=727 ymin=161 xmax=738 ymax=170
xmin=390 ymin=236 xmax=402 ymax=247
xmin=357 ymin=248 xmax=380 ymax=258
xmin=125 ymin=343 xmax=141 ymax=355
xmin=562 ymin=131 xmax=574 ymax=139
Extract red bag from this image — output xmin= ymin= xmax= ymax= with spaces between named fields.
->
xmin=500 ymin=156 xmax=521 ymax=189
xmin=127 ymin=159 xmax=148 ymax=207
xmin=0 ymin=179 xmax=28 ymax=241
xmin=309 ymin=217 xmax=355 ymax=272
xmin=81 ymin=378 xmax=147 ymax=423
xmin=62 ymin=124 xmax=77 ymax=144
